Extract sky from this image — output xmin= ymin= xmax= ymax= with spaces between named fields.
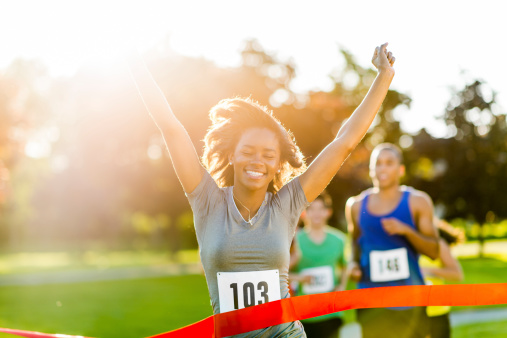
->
xmin=2 ymin=0 xmax=506 ymax=137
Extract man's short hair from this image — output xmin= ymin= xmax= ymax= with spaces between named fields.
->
xmin=370 ymin=143 xmax=404 ymax=165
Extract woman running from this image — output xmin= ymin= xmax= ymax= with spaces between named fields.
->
xmin=127 ymin=43 xmax=395 ymax=337
xmin=290 ymin=192 xmax=348 ymax=338
xmin=419 ymin=219 xmax=464 ymax=338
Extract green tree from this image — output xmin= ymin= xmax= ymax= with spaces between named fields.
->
xmin=0 ymin=59 xmax=52 ymax=250
xmin=438 ymin=79 xmax=505 ymax=255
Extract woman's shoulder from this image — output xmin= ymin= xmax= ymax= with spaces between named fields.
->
xmin=186 ymin=170 xmax=227 ymax=207
xmin=272 ymin=176 xmax=305 ymax=201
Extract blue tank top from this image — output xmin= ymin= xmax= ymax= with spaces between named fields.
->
xmin=357 ymin=189 xmax=424 ymax=291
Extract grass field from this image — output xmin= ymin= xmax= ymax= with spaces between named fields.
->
xmin=0 ymin=275 xmax=212 ymax=338
xmin=453 ymin=320 xmax=507 ymax=338
xmin=1 ymin=239 xmax=505 ymax=275
xmin=1 ymin=257 xmax=506 ymax=338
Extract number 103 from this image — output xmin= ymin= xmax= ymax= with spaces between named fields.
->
xmin=230 ymin=281 xmax=269 ymax=310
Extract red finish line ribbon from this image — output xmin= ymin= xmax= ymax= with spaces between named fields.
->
xmin=0 ymin=327 xmax=90 ymax=338
xmin=150 ymin=283 xmax=507 ymax=338
xmin=2 ymin=284 xmax=507 ymax=338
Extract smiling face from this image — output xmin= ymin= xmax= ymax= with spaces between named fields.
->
xmin=370 ymin=148 xmax=405 ymax=189
xmin=230 ymin=128 xmax=281 ymax=192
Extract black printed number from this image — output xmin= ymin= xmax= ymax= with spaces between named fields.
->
xmin=258 ymin=281 xmax=269 ymax=305
xmin=379 ymin=258 xmax=400 ymax=274
xmin=243 ymin=282 xmax=255 ymax=307
xmin=230 ymin=281 xmax=269 ymax=310
xmin=230 ymin=283 xmax=239 ymax=310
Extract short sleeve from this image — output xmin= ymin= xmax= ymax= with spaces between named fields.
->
xmin=275 ymin=177 xmax=309 ymax=226
xmin=185 ymin=170 xmax=223 ymax=236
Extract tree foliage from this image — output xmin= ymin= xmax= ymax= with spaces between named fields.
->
xmin=1 ymin=42 xmax=506 ymax=252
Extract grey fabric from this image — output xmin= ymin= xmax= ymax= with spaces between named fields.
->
xmin=186 ymin=171 xmax=308 ymax=337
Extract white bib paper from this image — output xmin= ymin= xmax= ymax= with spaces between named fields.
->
xmin=369 ymin=248 xmax=410 ymax=282
xmin=300 ymin=266 xmax=334 ymax=294
xmin=217 ymin=269 xmax=281 ymax=313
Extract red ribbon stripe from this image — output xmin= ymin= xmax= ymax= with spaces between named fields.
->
xmin=2 ymin=283 xmax=507 ymax=338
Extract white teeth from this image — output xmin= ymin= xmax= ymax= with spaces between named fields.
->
xmin=246 ymin=170 xmax=264 ymax=178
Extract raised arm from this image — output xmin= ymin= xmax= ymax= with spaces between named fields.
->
xmin=299 ymin=43 xmax=395 ymax=202
xmin=127 ymin=51 xmax=203 ymax=193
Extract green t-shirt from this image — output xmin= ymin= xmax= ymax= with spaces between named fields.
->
xmin=295 ymin=226 xmax=347 ymax=322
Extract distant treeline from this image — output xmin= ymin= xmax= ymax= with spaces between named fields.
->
xmin=0 ymin=40 xmax=505 ymax=252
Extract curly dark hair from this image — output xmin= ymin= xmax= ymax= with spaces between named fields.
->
xmin=202 ymin=97 xmax=306 ymax=193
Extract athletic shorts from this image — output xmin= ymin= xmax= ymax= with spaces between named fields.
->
xmin=428 ymin=313 xmax=451 ymax=338
xmin=302 ymin=317 xmax=343 ymax=338
xmin=357 ymin=307 xmax=429 ymax=338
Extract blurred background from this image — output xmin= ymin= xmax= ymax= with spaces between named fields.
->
xmin=1 ymin=0 xmax=506 ymax=337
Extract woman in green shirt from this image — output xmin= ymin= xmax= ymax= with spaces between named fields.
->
xmin=291 ymin=192 xmax=348 ymax=338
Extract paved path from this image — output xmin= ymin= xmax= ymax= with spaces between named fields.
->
xmin=0 ymin=263 xmax=201 ymax=286
xmin=453 ymin=239 xmax=507 ymax=258
xmin=2 ymin=239 xmax=505 ymax=286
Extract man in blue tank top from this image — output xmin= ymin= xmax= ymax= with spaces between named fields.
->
xmin=345 ymin=143 xmax=439 ymax=338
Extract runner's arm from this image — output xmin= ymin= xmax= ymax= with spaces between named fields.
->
xmin=422 ymin=239 xmax=463 ymax=281
xmin=381 ymin=192 xmax=439 ymax=259
xmin=346 ymin=197 xmax=363 ymax=282
xmin=336 ymin=265 xmax=349 ymax=291
xmin=127 ymin=51 xmax=203 ymax=193
xmin=299 ymin=43 xmax=395 ymax=202
xmin=289 ymin=273 xmax=313 ymax=284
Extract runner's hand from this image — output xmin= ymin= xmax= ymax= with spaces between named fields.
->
xmin=381 ymin=217 xmax=409 ymax=235
xmin=334 ymin=285 xmax=346 ymax=292
xmin=421 ymin=266 xmax=436 ymax=278
xmin=372 ymin=43 xmax=395 ymax=72
xmin=348 ymin=261 xmax=362 ymax=282
xmin=300 ymin=275 xmax=314 ymax=284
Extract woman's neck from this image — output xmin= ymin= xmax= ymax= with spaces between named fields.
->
xmin=232 ymin=185 xmax=267 ymax=220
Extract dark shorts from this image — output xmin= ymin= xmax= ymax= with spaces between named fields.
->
xmin=357 ymin=307 xmax=429 ymax=338
xmin=302 ymin=317 xmax=344 ymax=338
xmin=429 ymin=313 xmax=451 ymax=338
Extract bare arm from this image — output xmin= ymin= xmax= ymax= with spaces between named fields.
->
xmin=336 ymin=265 xmax=349 ymax=291
xmin=288 ymin=238 xmax=313 ymax=284
xmin=345 ymin=197 xmax=363 ymax=282
xmin=127 ymin=51 xmax=203 ymax=193
xmin=381 ymin=192 xmax=440 ymax=259
xmin=299 ymin=43 xmax=395 ymax=202
xmin=288 ymin=273 xmax=314 ymax=284
xmin=422 ymin=239 xmax=464 ymax=281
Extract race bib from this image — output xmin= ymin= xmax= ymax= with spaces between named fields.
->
xmin=369 ymin=248 xmax=410 ymax=282
xmin=217 ymin=269 xmax=281 ymax=313
xmin=300 ymin=266 xmax=334 ymax=294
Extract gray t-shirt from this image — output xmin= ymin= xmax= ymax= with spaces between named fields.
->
xmin=186 ymin=171 xmax=308 ymax=337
